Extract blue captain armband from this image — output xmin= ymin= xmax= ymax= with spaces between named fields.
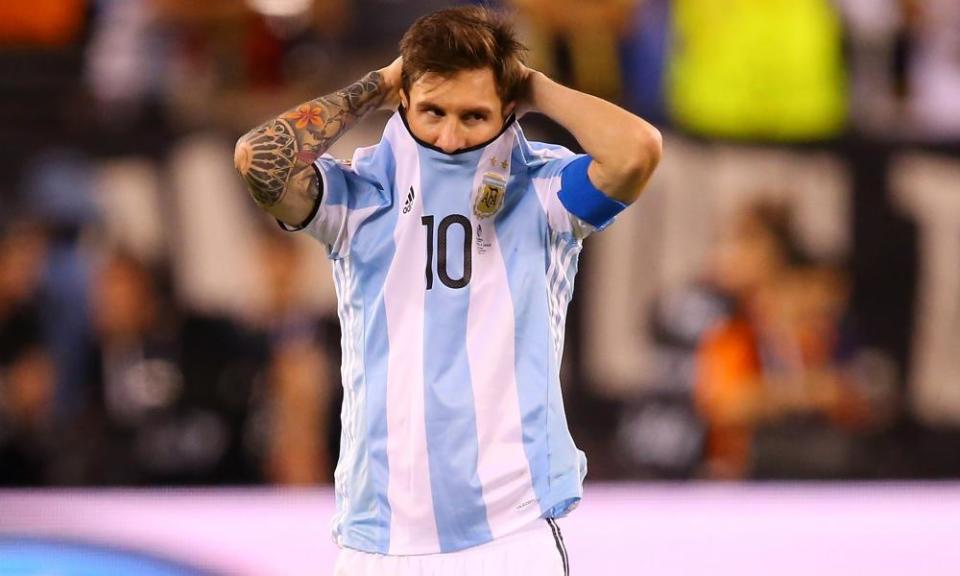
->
xmin=558 ymin=155 xmax=627 ymax=231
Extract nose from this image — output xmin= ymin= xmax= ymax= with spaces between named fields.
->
xmin=435 ymin=120 xmax=466 ymax=154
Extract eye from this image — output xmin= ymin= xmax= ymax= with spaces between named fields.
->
xmin=425 ymin=107 xmax=444 ymax=118
xmin=463 ymin=112 xmax=488 ymax=122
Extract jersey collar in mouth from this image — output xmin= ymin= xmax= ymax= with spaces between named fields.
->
xmin=397 ymin=106 xmax=517 ymax=156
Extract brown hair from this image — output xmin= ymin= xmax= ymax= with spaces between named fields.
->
xmin=399 ymin=6 xmax=527 ymax=105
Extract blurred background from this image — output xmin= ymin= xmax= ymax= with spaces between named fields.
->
xmin=0 ymin=0 xmax=959 ymax=572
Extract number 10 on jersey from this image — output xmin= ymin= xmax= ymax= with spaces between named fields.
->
xmin=421 ymin=214 xmax=472 ymax=290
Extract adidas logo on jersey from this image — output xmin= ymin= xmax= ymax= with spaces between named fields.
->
xmin=402 ymin=186 xmax=415 ymax=214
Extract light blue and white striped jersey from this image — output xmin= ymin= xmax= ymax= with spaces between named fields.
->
xmin=301 ymin=111 xmax=614 ymax=555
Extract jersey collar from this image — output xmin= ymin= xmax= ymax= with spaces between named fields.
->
xmin=396 ymin=106 xmax=517 ymax=156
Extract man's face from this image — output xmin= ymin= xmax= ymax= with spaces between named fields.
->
xmin=401 ymin=67 xmax=514 ymax=154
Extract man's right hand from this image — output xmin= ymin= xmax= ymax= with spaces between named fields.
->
xmin=378 ymin=57 xmax=404 ymax=111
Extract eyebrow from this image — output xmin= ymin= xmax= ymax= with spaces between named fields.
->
xmin=461 ymin=107 xmax=493 ymax=117
xmin=416 ymin=101 xmax=493 ymax=116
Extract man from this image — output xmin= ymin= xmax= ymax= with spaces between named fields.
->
xmin=234 ymin=6 xmax=660 ymax=574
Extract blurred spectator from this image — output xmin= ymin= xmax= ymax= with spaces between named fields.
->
xmin=0 ymin=223 xmax=57 ymax=485
xmin=343 ymin=0 xmax=456 ymax=48
xmin=838 ymin=0 xmax=960 ymax=140
xmin=901 ymin=0 xmax=960 ymax=140
xmin=87 ymin=250 xmax=200 ymax=484
xmin=21 ymin=150 xmax=99 ymax=424
xmin=246 ymin=230 xmax=333 ymax=485
xmin=834 ymin=0 xmax=902 ymax=135
xmin=619 ymin=0 xmax=670 ymax=122
xmin=694 ymin=202 xmax=893 ymax=479
xmin=510 ymin=0 xmax=639 ymax=101
xmin=615 ymin=280 xmax=726 ymax=478
xmin=85 ymin=0 xmax=169 ymax=125
xmin=86 ymin=247 xmax=311 ymax=486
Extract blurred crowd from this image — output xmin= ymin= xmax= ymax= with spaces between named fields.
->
xmin=0 ymin=156 xmax=338 ymax=486
xmin=1 ymin=0 xmax=958 ymax=486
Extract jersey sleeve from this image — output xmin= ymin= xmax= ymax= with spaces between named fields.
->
xmin=527 ymin=145 xmax=627 ymax=240
xmin=283 ymin=154 xmax=383 ymax=259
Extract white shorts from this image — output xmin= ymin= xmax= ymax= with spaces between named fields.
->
xmin=334 ymin=518 xmax=569 ymax=576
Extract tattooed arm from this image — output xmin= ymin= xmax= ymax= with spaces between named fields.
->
xmin=234 ymin=58 xmax=402 ymax=226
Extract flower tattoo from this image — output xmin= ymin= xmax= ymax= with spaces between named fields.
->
xmin=283 ymin=104 xmax=325 ymax=129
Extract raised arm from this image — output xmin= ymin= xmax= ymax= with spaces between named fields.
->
xmin=234 ymin=59 xmax=402 ymax=226
xmin=524 ymin=69 xmax=662 ymax=204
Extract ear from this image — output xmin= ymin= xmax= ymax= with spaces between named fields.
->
xmin=503 ymin=101 xmax=517 ymax=119
xmin=399 ymin=89 xmax=409 ymax=110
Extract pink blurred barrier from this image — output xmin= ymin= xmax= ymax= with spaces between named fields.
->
xmin=2 ymin=483 xmax=960 ymax=575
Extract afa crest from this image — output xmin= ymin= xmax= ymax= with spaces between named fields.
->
xmin=474 ymin=172 xmax=506 ymax=218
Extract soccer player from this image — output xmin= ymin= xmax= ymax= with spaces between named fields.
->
xmin=234 ymin=6 xmax=660 ymax=575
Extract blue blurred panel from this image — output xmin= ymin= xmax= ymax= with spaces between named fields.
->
xmin=0 ymin=538 xmax=213 ymax=576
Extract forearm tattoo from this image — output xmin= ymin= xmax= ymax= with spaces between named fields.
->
xmin=234 ymin=71 xmax=386 ymax=208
